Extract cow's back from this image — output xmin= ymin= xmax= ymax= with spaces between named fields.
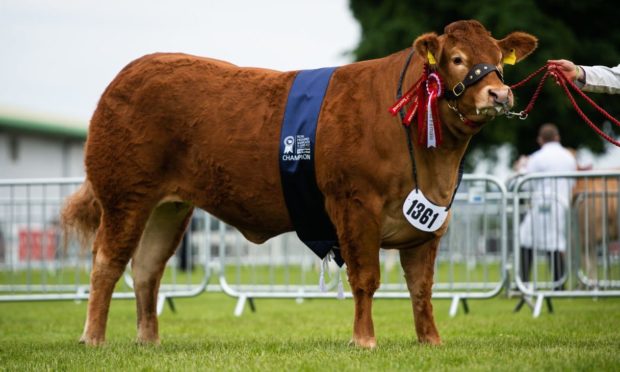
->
xmin=85 ymin=53 xmax=297 ymax=242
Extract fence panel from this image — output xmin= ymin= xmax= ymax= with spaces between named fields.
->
xmin=512 ymin=171 xmax=620 ymax=317
xmin=0 ymin=178 xmax=211 ymax=314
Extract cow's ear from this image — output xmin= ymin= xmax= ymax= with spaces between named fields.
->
xmin=414 ymin=32 xmax=440 ymax=65
xmin=498 ymin=32 xmax=537 ymax=65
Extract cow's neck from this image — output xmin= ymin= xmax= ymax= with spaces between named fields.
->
xmin=390 ymin=50 xmax=471 ymax=206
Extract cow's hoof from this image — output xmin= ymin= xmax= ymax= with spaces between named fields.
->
xmin=78 ymin=335 xmax=105 ymax=346
xmin=136 ymin=336 xmax=160 ymax=346
xmin=418 ymin=335 xmax=442 ymax=346
xmin=349 ymin=337 xmax=377 ymax=349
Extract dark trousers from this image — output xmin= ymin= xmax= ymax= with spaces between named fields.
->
xmin=520 ymin=247 xmax=565 ymax=290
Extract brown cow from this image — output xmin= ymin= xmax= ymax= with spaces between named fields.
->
xmin=573 ymin=175 xmax=619 ymax=284
xmin=62 ymin=20 xmax=536 ymax=347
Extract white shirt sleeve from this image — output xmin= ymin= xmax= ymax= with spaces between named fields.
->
xmin=580 ymin=64 xmax=620 ymax=94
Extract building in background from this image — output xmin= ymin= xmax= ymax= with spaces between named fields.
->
xmin=0 ymin=108 xmax=86 ymax=179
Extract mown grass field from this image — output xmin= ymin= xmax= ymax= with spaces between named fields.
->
xmin=0 ymin=292 xmax=619 ymax=371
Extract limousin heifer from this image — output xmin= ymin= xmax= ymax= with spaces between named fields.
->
xmin=62 ymin=20 xmax=536 ymax=348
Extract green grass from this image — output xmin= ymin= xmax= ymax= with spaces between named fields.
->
xmin=0 ymin=293 xmax=619 ymax=371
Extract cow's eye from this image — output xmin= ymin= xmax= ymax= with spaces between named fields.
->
xmin=452 ymin=57 xmax=463 ymax=65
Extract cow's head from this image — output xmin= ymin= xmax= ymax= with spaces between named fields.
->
xmin=414 ymin=20 xmax=537 ymax=134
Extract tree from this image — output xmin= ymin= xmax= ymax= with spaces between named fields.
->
xmin=349 ymin=0 xmax=620 ymax=166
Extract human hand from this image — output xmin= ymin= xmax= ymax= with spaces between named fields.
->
xmin=547 ymin=59 xmax=581 ymax=81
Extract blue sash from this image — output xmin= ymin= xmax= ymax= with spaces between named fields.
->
xmin=279 ymin=67 xmax=344 ymax=266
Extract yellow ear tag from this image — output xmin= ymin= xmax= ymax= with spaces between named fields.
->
xmin=427 ymin=51 xmax=437 ymax=65
xmin=503 ymin=49 xmax=516 ymax=65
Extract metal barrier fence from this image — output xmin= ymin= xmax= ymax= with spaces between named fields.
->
xmin=512 ymin=170 xmax=620 ymax=317
xmin=216 ymin=174 xmax=508 ymax=317
xmin=2 ymin=172 xmax=618 ymax=318
xmin=0 ymin=175 xmax=507 ymax=317
xmin=0 ymin=178 xmax=211 ymax=314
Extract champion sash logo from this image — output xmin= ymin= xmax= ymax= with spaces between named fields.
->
xmin=282 ymin=135 xmax=311 ymax=161
xmin=284 ymin=136 xmax=295 ymax=154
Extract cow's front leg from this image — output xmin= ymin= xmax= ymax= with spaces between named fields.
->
xmin=332 ymin=201 xmax=381 ymax=349
xmin=399 ymin=238 xmax=441 ymax=345
xmin=346 ymin=251 xmax=380 ymax=349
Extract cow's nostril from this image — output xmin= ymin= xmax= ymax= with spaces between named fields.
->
xmin=489 ymin=88 xmax=509 ymax=104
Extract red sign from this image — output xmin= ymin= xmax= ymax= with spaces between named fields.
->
xmin=18 ymin=229 xmax=57 ymax=261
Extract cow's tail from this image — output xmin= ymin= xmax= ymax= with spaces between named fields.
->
xmin=61 ymin=179 xmax=101 ymax=250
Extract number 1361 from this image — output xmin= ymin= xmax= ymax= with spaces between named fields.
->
xmin=406 ymin=200 xmax=439 ymax=229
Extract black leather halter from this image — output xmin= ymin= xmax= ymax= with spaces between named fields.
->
xmin=443 ymin=63 xmax=503 ymax=101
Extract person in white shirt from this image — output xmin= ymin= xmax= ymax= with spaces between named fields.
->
xmin=548 ymin=59 xmax=620 ymax=94
xmin=519 ymin=123 xmax=578 ymax=289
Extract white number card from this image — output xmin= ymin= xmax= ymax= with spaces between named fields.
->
xmin=402 ymin=189 xmax=449 ymax=232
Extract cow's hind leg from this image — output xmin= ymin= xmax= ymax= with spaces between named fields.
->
xmin=330 ymin=199 xmax=381 ymax=349
xmin=131 ymin=201 xmax=194 ymax=344
xmin=80 ymin=204 xmax=153 ymax=345
xmin=399 ymin=238 xmax=441 ymax=345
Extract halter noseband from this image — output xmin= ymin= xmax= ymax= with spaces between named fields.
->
xmin=443 ymin=63 xmax=504 ymax=101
